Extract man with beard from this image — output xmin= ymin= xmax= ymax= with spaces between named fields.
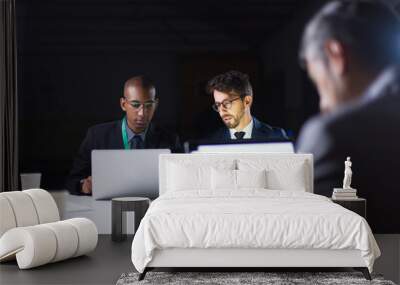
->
xmin=66 ymin=76 xmax=181 ymax=195
xmin=206 ymin=70 xmax=288 ymax=141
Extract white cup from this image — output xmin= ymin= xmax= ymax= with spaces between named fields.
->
xmin=20 ymin=173 xmax=42 ymax=190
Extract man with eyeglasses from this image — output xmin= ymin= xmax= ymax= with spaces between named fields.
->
xmin=66 ymin=76 xmax=181 ymax=195
xmin=206 ymin=70 xmax=288 ymax=141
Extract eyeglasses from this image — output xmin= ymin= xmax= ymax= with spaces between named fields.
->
xmin=212 ymin=97 xmax=242 ymax=112
xmin=124 ymin=98 xmax=157 ymax=111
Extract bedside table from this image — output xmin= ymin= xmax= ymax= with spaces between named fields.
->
xmin=111 ymin=197 xmax=150 ymax=242
xmin=331 ymin=198 xmax=366 ymax=219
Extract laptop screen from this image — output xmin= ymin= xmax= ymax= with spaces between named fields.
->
xmin=194 ymin=141 xmax=294 ymax=153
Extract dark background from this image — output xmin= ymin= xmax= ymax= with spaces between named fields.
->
xmin=16 ymin=0 xmax=325 ymax=189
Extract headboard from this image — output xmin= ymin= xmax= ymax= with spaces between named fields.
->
xmin=159 ymin=153 xmax=313 ymax=195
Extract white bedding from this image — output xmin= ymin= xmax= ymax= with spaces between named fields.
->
xmin=131 ymin=190 xmax=380 ymax=273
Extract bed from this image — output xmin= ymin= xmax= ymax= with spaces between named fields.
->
xmin=131 ymin=153 xmax=380 ymax=280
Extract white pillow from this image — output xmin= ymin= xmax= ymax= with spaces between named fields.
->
xmin=211 ymin=168 xmax=236 ymax=190
xmin=167 ymin=162 xmax=210 ymax=191
xmin=211 ymin=168 xmax=267 ymax=190
xmin=236 ymin=169 xmax=267 ymax=189
xmin=167 ymin=160 xmax=235 ymax=191
xmin=238 ymin=159 xmax=308 ymax=191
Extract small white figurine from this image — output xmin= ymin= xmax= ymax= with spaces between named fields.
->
xmin=343 ymin=157 xmax=353 ymax=189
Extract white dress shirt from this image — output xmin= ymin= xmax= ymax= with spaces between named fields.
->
xmin=229 ymin=119 xmax=253 ymax=139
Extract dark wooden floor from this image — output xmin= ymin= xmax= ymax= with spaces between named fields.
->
xmin=1 ymin=234 xmax=398 ymax=284
xmin=0 ymin=235 xmax=134 ymax=285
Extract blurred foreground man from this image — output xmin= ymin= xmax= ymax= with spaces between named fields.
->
xmin=297 ymin=0 xmax=400 ymax=232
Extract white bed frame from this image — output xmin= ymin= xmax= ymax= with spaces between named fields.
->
xmin=139 ymin=154 xmax=371 ymax=280
xmin=148 ymin=248 xmax=366 ymax=267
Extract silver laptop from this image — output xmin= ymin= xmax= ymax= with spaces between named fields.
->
xmin=92 ymin=149 xmax=170 ymax=200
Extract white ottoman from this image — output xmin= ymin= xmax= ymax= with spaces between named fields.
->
xmin=0 ymin=189 xmax=98 ymax=269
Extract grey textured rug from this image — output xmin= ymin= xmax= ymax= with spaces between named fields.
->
xmin=116 ymin=272 xmax=396 ymax=285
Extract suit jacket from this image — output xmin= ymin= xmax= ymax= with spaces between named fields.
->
xmin=65 ymin=120 xmax=182 ymax=195
xmin=209 ymin=117 xmax=288 ymax=142
xmin=296 ymin=65 xmax=400 ymax=233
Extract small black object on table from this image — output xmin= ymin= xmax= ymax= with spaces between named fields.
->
xmin=112 ymin=197 xmax=150 ymax=242
xmin=331 ymin=197 xmax=366 ymax=219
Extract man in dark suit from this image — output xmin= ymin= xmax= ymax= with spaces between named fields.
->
xmin=296 ymin=0 xmax=400 ymax=233
xmin=66 ymin=76 xmax=181 ymax=195
xmin=206 ymin=70 xmax=288 ymax=141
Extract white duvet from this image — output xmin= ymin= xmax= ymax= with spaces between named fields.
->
xmin=131 ymin=190 xmax=380 ymax=273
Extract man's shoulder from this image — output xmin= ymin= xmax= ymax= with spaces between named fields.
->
xmin=147 ymin=123 xmax=181 ymax=146
xmin=88 ymin=120 xmax=120 ymax=131
xmin=253 ymin=117 xmax=288 ymax=139
xmin=296 ymin=114 xmax=334 ymax=151
xmin=300 ymin=105 xmax=357 ymax=134
xmin=300 ymin=115 xmax=330 ymax=134
xmin=86 ymin=120 xmax=121 ymax=137
xmin=146 ymin=123 xmax=182 ymax=152
xmin=148 ymin=123 xmax=177 ymax=136
xmin=296 ymin=106 xmax=366 ymax=154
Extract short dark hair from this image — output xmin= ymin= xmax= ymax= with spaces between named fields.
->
xmin=124 ymin=75 xmax=156 ymax=96
xmin=300 ymin=0 xmax=400 ymax=70
xmin=206 ymin=70 xmax=253 ymax=98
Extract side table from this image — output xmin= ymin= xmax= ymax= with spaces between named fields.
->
xmin=112 ymin=197 xmax=150 ymax=242
xmin=331 ymin=197 xmax=366 ymax=219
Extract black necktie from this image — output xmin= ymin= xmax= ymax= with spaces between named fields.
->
xmin=234 ymin=131 xmax=245 ymax=139
xmin=130 ymin=135 xmax=144 ymax=149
